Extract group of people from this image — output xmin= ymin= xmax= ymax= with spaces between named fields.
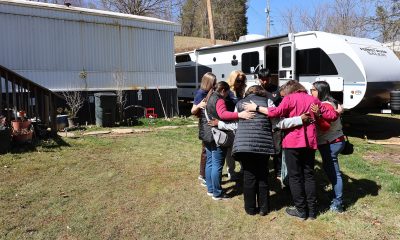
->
xmin=191 ymin=68 xmax=346 ymax=220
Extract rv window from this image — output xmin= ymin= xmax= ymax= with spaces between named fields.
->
xmin=242 ymin=51 xmax=259 ymax=74
xmin=282 ymin=46 xmax=292 ymax=68
xmin=296 ymin=48 xmax=338 ymax=76
xmin=265 ymin=46 xmax=279 ymax=74
xmin=176 ymin=54 xmax=191 ymax=63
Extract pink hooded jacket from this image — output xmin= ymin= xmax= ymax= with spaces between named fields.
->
xmin=268 ymin=92 xmax=338 ymax=149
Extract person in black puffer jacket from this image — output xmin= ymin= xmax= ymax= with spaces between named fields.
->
xmin=232 ymin=85 xmax=275 ymax=215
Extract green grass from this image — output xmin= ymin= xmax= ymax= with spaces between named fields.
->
xmin=1 ymin=119 xmax=400 ymax=239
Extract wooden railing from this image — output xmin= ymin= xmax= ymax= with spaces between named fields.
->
xmin=0 ymin=65 xmax=61 ymax=133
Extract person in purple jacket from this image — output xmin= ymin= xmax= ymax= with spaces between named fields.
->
xmin=243 ymin=80 xmax=339 ymax=220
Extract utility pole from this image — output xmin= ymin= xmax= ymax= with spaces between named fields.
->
xmin=206 ymin=0 xmax=216 ymax=45
xmin=265 ymin=0 xmax=270 ymax=37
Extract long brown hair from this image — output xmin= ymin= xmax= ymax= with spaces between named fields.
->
xmin=200 ymin=72 xmax=216 ymax=91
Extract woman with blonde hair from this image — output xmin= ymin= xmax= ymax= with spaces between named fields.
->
xmin=227 ymin=70 xmax=247 ymax=101
xmin=225 ymin=70 xmax=247 ymax=180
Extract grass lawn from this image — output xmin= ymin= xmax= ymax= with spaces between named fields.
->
xmin=1 ymin=115 xmax=400 ymax=239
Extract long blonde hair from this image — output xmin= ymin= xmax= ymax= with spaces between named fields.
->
xmin=227 ymin=70 xmax=247 ymax=97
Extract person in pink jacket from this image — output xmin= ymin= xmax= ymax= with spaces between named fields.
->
xmin=243 ymin=80 xmax=338 ymax=220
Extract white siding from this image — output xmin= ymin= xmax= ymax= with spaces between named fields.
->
xmin=0 ymin=0 xmax=179 ymax=91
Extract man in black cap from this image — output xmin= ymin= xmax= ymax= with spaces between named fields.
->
xmin=258 ymin=68 xmax=283 ymax=183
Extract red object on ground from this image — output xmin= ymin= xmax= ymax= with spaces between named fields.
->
xmin=145 ymin=108 xmax=158 ymax=118
xmin=11 ymin=120 xmax=31 ymax=131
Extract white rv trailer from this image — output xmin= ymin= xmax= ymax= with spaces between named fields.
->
xmin=176 ymin=31 xmax=400 ymax=111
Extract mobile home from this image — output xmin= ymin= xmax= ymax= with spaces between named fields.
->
xmin=0 ymin=0 xmax=180 ymax=121
xmin=176 ymin=31 xmax=400 ymax=111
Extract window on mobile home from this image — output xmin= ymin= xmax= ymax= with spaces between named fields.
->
xmin=242 ymin=51 xmax=259 ymax=74
xmin=176 ymin=54 xmax=191 ymax=63
xmin=296 ymin=48 xmax=338 ymax=76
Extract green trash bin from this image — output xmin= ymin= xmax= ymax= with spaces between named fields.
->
xmin=94 ymin=92 xmax=117 ymax=127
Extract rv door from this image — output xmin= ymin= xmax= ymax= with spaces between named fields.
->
xmin=278 ymin=42 xmax=295 ymax=83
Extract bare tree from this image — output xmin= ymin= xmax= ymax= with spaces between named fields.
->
xmin=100 ymin=0 xmax=184 ymax=20
xmin=62 ymin=91 xmax=85 ymax=119
xmin=113 ymin=70 xmax=127 ymax=123
xmin=281 ymin=7 xmax=298 ymax=33
xmin=299 ymin=3 xmax=330 ymax=31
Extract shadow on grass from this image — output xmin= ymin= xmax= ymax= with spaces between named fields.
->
xmin=314 ymin=161 xmax=381 ymax=213
xmin=343 ymin=114 xmax=400 ymax=140
xmin=222 ymin=163 xmax=381 ymax=214
xmin=10 ymin=135 xmax=71 ymax=154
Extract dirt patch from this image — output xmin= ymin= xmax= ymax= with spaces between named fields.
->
xmin=363 ymin=144 xmax=400 ymax=165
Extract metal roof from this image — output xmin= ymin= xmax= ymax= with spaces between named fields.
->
xmin=0 ymin=0 xmax=181 ymax=32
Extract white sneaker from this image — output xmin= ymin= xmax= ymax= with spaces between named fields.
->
xmin=207 ymin=192 xmax=213 ymax=196
xmin=201 ymin=180 xmax=207 ymax=187
xmin=212 ymin=194 xmax=230 ymax=201
xmin=198 ymin=175 xmax=205 ymax=181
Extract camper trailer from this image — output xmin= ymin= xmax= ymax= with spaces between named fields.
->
xmin=176 ymin=31 xmax=400 ymax=111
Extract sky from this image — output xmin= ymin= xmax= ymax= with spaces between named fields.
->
xmin=246 ymin=0 xmax=330 ymax=37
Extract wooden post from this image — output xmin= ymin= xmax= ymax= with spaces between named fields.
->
xmin=206 ymin=0 xmax=216 ymax=45
xmin=44 ymin=94 xmax=49 ymax=126
xmin=5 ymin=72 xmax=10 ymax=120
xmin=41 ymin=90 xmax=45 ymax=124
xmin=27 ymin=83 xmax=32 ymax=117
xmin=34 ymin=87 xmax=39 ymax=119
xmin=49 ymin=94 xmax=57 ymax=134
xmin=11 ymin=75 xmax=17 ymax=118
xmin=0 ymin=71 xmax=2 ymax=111
xmin=18 ymin=79 xmax=23 ymax=111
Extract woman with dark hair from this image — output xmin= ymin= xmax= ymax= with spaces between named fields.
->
xmin=243 ymin=80 xmax=339 ymax=220
xmin=311 ymin=81 xmax=345 ymax=212
xmin=232 ymin=85 xmax=275 ymax=215
xmin=201 ymin=81 xmax=253 ymax=200
xmin=191 ymin=72 xmax=217 ymax=186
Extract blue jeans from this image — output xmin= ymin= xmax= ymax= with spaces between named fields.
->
xmin=318 ymin=141 xmax=345 ymax=207
xmin=205 ymin=144 xmax=227 ymax=197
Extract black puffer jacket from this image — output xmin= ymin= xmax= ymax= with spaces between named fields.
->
xmin=232 ymin=94 xmax=275 ymax=157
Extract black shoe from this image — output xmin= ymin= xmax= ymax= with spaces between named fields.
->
xmin=285 ymin=207 xmax=306 ymax=220
xmin=259 ymin=210 xmax=268 ymax=216
xmin=308 ymin=212 xmax=317 ymax=220
xmin=245 ymin=209 xmax=258 ymax=215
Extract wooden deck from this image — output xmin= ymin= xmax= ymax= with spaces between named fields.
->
xmin=0 ymin=65 xmax=62 ymax=133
